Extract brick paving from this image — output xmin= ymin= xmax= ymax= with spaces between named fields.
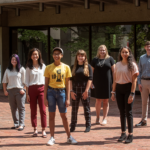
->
xmin=0 ymin=89 xmax=150 ymax=150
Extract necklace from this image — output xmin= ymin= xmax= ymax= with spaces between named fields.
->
xmin=98 ymin=59 xmax=105 ymax=67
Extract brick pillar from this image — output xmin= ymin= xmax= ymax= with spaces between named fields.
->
xmin=0 ymin=27 xmax=2 ymax=89
xmin=0 ymin=27 xmax=10 ymax=89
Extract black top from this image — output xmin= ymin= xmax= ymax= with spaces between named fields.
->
xmin=70 ymin=64 xmax=93 ymax=84
xmin=91 ymin=56 xmax=115 ymax=99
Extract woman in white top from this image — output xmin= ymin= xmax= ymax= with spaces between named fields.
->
xmin=2 ymin=54 xmax=26 ymax=131
xmin=26 ymin=48 xmax=47 ymax=138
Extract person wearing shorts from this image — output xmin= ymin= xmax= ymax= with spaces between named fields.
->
xmin=44 ymin=47 xmax=77 ymax=146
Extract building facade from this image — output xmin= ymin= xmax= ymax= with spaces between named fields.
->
xmin=0 ymin=0 xmax=150 ymax=90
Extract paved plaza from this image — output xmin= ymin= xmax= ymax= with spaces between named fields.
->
xmin=0 ymin=89 xmax=150 ymax=150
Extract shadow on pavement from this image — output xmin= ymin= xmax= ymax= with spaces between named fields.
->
xmin=0 ymin=143 xmax=46 ymax=147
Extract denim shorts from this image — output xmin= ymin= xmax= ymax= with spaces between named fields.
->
xmin=47 ymin=87 xmax=67 ymax=113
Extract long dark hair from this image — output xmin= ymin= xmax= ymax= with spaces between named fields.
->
xmin=26 ymin=48 xmax=43 ymax=69
xmin=118 ymin=46 xmax=136 ymax=71
xmin=8 ymin=54 xmax=21 ymax=72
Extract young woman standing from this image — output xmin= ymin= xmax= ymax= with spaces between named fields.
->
xmin=91 ymin=45 xmax=115 ymax=125
xmin=2 ymin=54 xmax=26 ymax=131
xmin=26 ymin=48 xmax=47 ymax=138
xmin=111 ymin=46 xmax=139 ymax=144
xmin=70 ymin=50 xmax=93 ymax=133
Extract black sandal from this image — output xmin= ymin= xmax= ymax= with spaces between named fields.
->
xmin=33 ymin=129 xmax=38 ymax=137
xmin=42 ymin=129 xmax=47 ymax=138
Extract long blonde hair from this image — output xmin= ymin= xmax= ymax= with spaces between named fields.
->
xmin=96 ymin=45 xmax=110 ymax=59
xmin=72 ymin=50 xmax=89 ymax=77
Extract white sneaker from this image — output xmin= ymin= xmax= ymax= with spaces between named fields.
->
xmin=101 ymin=119 xmax=107 ymax=126
xmin=47 ymin=137 xmax=55 ymax=146
xmin=67 ymin=135 xmax=78 ymax=144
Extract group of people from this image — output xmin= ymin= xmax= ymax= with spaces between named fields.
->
xmin=2 ymin=41 xmax=150 ymax=146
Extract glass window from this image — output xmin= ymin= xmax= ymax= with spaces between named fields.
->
xmin=11 ymin=29 xmax=48 ymax=67
xmin=50 ymin=27 xmax=89 ymax=66
xmin=92 ymin=25 xmax=133 ymax=62
xmin=129 ymin=24 xmax=148 ymax=62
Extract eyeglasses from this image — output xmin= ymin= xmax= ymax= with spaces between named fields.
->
xmin=53 ymin=53 xmax=62 ymax=56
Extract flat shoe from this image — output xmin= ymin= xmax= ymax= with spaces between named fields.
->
xmin=33 ymin=129 xmax=38 ymax=137
xmin=125 ymin=134 xmax=133 ymax=144
xmin=84 ymin=126 xmax=91 ymax=133
xmin=70 ymin=126 xmax=75 ymax=132
xmin=42 ymin=134 xmax=47 ymax=138
xmin=118 ymin=133 xmax=126 ymax=142
xmin=42 ymin=129 xmax=47 ymax=138
xmin=33 ymin=133 xmax=38 ymax=137
xmin=33 ymin=132 xmax=38 ymax=137
xmin=101 ymin=119 xmax=107 ymax=126
xmin=18 ymin=126 xmax=24 ymax=131
xmin=135 ymin=121 xmax=147 ymax=127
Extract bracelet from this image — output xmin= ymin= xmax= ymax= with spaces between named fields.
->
xmin=111 ymin=91 xmax=115 ymax=94
xmin=21 ymin=89 xmax=26 ymax=92
xmin=70 ymin=90 xmax=74 ymax=93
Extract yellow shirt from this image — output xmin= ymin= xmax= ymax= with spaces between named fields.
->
xmin=44 ymin=63 xmax=72 ymax=88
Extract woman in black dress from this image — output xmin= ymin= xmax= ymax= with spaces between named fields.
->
xmin=91 ymin=45 xmax=115 ymax=125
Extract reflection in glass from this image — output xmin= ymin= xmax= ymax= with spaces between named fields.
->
xmin=50 ymin=27 xmax=89 ymax=66
xmin=129 ymin=24 xmax=149 ymax=62
xmin=12 ymin=29 xmax=48 ymax=67
xmin=92 ymin=25 xmax=133 ymax=62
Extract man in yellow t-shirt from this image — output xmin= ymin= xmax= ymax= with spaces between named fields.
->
xmin=44 ymin=47 xmax=77 ymax=146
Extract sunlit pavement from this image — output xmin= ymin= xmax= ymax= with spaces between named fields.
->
xmin=0 ymin=89 xmax=150 ymax=150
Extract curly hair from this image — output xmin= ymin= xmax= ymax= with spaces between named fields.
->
xmin=26 ymin=48 xmax=43 ymax=69
xmin=72 ymin=50 xmax=89 ymax=77
xmin=118 ymin=46 xmax=136 ymax=71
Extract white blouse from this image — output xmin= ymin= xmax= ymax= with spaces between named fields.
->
xmin=2 ymin=67 xmax=26 ymax=89
xmin=25 ymin=64 xmax=46 ymax=87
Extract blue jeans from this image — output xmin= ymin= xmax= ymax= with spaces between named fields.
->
xmin=47 ymin=87 xmax=67 ymax=113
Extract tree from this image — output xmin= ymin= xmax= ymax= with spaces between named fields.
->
xmin=18 ymin=25 xmax=127 ymax=65
xmin=63 ymin=26 xmax=126 ymax=59
xmin=18 ymin=29 xmax=56 ymax=65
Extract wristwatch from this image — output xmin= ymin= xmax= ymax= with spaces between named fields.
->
xmin=130 ymin=92 xmax=135 ymax=96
